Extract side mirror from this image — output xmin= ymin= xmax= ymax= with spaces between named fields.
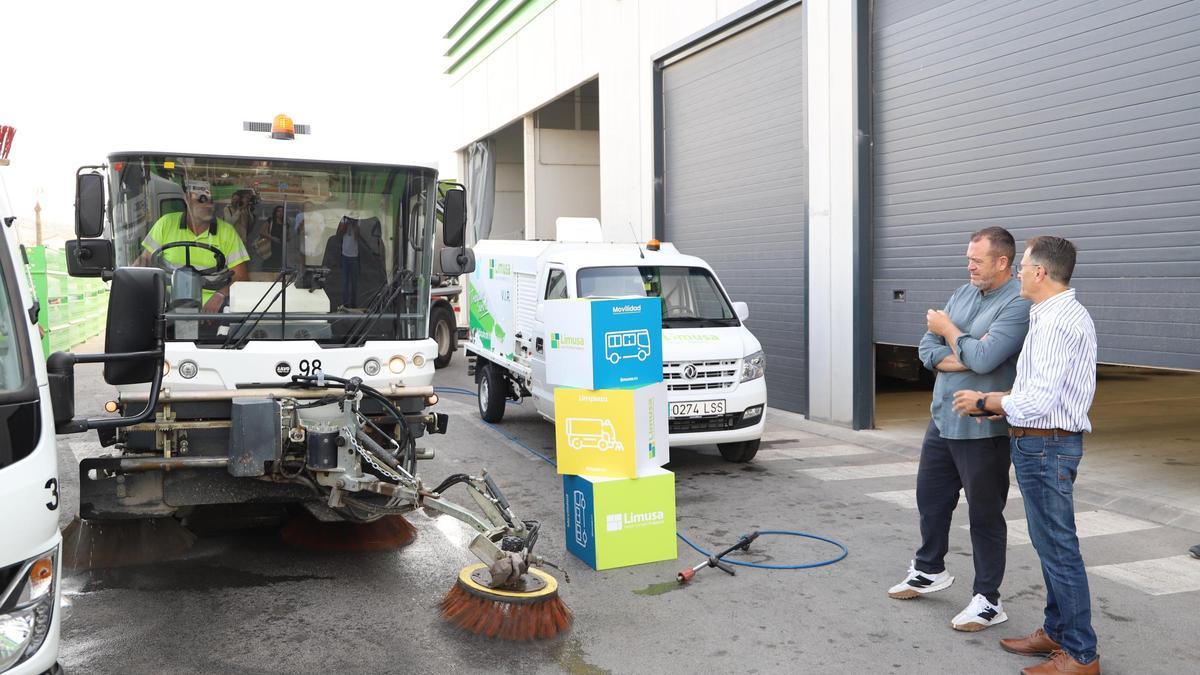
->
xmin=46 ymin=266 xmax=167 ymax=434
xmin=442 ymin=188 xmax=466 ymax=247
xmin=65 ymin=239 xmax=115 ymax=277
xmin=104 ymin=267 xmax=166 ymax=385
xmin=439 ymin=247 xmax=476 ymax=276
xmin=733 ymin=301 xmax=750 ymax=322
xmin=75 ymin=170 xmax=106 ymax=238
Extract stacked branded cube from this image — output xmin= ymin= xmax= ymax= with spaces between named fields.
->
xmin=545 ymin=297 xmax=677 ymax=570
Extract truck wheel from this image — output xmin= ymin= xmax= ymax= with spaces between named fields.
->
xmin=717 ymin=439 xmax=760 ymax=463
xmin=431 ymin=304 xmax=457 ymax=369
xmin=478 ymin=364 xmax=507 ymax=423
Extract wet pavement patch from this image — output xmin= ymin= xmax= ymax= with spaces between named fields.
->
xmin=76 ymin=564 xmax=334 ymax=594
xmin=633 ymin=580 xmax=685 ymax=596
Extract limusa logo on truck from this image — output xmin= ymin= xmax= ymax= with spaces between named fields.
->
xmin=550 ymin=332 xmax=586 ymax=350
xmin=488 ymin=259 xmax=513 ymax=279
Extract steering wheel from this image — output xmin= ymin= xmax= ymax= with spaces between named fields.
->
xmin=150 ymin=241 xmax=228 ymax=276
xmin=664 ymin=304 xmax=693 ymax=318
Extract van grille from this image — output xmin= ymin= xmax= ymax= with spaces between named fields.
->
xmin=663 ymin=360 xmax=738 ymax=392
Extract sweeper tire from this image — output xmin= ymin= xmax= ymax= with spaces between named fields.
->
xmin=718 ymin=438 xmax=760 ymax=463
xmin=478 ymin=363 xmax=507 ymax=423
xmin=431 ymin=303 xmax=457 ymax=369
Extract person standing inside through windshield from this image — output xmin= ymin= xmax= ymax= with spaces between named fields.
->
xmin=138 ymin=179 xmax=250 ymax=312
xmin=261 ymin=205 xmax=287 ymax=272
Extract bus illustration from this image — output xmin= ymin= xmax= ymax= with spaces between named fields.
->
xmin=573 ymin=490 xmax=588 ymax=547
xmin=604 ymin=328 xmax=652 ymax=364
xmin=565 ymin=418 xmax=625 ymax=452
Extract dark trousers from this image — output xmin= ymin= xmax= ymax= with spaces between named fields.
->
xmin=915 ymin=419 xmax=1011 ymax=603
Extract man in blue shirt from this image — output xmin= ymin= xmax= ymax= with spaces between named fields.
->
xmin=888 ymin=227 xmax=1031 ymax=634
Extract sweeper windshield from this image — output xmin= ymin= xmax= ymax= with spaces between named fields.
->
xmin=106 ymin=153 xmax=437 ymax=346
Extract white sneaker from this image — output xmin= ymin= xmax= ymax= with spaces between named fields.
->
xmin=951 ymin=593 xmax=1008 ymax=632
xmin=887 ymin=560 xmax=954 ymax=599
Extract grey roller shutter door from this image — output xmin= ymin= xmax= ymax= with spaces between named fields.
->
xmin=873 ymin=0 xmax=1200 ymax=370
xmin=660 ymin=4 xmax=808 ymax=413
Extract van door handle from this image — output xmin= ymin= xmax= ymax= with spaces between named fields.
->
xmin=536 ymin=337 xmax=544 ymax=353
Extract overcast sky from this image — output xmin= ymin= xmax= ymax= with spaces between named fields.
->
xmin=3 ymin=0 xmax=470 ymax=245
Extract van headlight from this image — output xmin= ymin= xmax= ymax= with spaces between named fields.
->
xmin=0 ymin=547 xmax=57 ymax=671
xmin=740 ymin=351 xmax=766 ymax=382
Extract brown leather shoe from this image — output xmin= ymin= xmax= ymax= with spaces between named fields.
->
xmin=1000 ymin=628 xmax=1062 ymax=657
xmin=1021 ymin=650 xmax=1100 ymax=674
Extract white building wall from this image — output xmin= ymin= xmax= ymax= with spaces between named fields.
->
xmin=448 ymin=0 xmax=762 ymax=242
xmin=805 ymin=0 xmax=860 ymax=425
xmin=447 ymin=0 xmax=861 ymax=425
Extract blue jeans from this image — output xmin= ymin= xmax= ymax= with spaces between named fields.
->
xmin=1011 ymin=433 xmax=1098 ymax=664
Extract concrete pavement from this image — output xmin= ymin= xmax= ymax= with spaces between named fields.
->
xmin=51 ymin=346 xmax=1200 ymax=673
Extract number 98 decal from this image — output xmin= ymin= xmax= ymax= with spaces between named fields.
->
xmin=298 ymin=359 xmax=323 ymax=376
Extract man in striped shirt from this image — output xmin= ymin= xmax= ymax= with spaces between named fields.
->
xmin=953 ymin=236 xmax=1100 ymax=675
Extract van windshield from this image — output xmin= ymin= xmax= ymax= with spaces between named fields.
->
xmin=576 ymin=266 xmax=738 ymax=328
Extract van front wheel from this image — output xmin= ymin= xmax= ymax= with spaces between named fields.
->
xmin=717 ymin=439 xmax=760 ymax=463
xmin=478 ymin=364 xmax=507 ymax=423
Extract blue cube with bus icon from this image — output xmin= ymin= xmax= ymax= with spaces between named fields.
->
xmin=545 ymin=297 xmax=663 ymax=390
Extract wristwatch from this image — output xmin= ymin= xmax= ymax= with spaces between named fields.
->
xmin=975 ymin=396 xmax=987 ymax=412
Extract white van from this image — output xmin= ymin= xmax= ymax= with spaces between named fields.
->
xmin=465 ymin=222 xmax=766 ymax=462
xmin=0 ymin=152 xmax=63 ymax=674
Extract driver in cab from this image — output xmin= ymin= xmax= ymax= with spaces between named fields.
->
xmin=136 ymin=179 xmax=250 ymax=312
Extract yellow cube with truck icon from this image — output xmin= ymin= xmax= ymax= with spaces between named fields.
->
xmin=554 ymin=382 xmax=669 ymax=479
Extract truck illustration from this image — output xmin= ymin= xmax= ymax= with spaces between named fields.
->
xmin=604 ymin=328 xmax=652 ymax=364
xmin=573 ymin=490 xmax=588 ymax=547
xmin=565 ymin=418 xmax=625 ymax=452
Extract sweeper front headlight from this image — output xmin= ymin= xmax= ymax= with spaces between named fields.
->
xmin=363 ymin=358 xmax=382 ymax=376
xmin=388 ymin=356 xmax=407 ymax=374
xmin=0 ymin=547 xmax=58 ymax=671
xmin=740 ymin=351 xmax=766 ymax=382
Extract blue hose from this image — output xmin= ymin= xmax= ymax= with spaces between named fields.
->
xmin=432 ymin=387 xmax=849 ymax=570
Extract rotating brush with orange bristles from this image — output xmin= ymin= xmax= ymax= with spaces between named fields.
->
xmin=441 ymin=562 xmax=572 ymax=640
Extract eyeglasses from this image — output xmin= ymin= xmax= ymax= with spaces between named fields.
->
xmin=1014 ymin=262 xmax=1043 ymax=276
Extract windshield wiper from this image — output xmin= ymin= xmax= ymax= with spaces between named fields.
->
xmin=342 ymin=269 xmax=418 ymax=347
xmin=222 ymin=267 xmax=297 ymax=349
xmin=662 ymin=316 xmax=738 ymax=328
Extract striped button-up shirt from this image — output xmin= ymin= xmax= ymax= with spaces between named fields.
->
xmin=1001 ymin=289 xmax=1097 ymax=432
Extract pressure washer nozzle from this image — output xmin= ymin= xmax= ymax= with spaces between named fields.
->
xmin=676 ymin=532 xmax=761 ymax=585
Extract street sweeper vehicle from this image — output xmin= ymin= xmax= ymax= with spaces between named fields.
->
xmin=465 ymin=219 xmax=767 ymax=462
xmin=45 ymin=116 xmax=570 ymax=639
xmin=0 ymin=128 xmax=63 ymax=675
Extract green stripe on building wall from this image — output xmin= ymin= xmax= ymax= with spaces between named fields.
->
xmin=445 ymin=0 xmax=557 ymax=75
xmin=445 ymin=0 xmax=491 ymax=40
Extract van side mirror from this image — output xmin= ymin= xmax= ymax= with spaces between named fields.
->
xmin=65 ymin=239 xmax=115 ymax=277
xmin=75 ymin=170 xmax=106 ymax=238
xmin=439 ymin=247 xmax=476 ymax=276
xmin=442 ymin=188 xmax=466 ymax=247
xmin=733 ymin=301 xmax=750 ymax=322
